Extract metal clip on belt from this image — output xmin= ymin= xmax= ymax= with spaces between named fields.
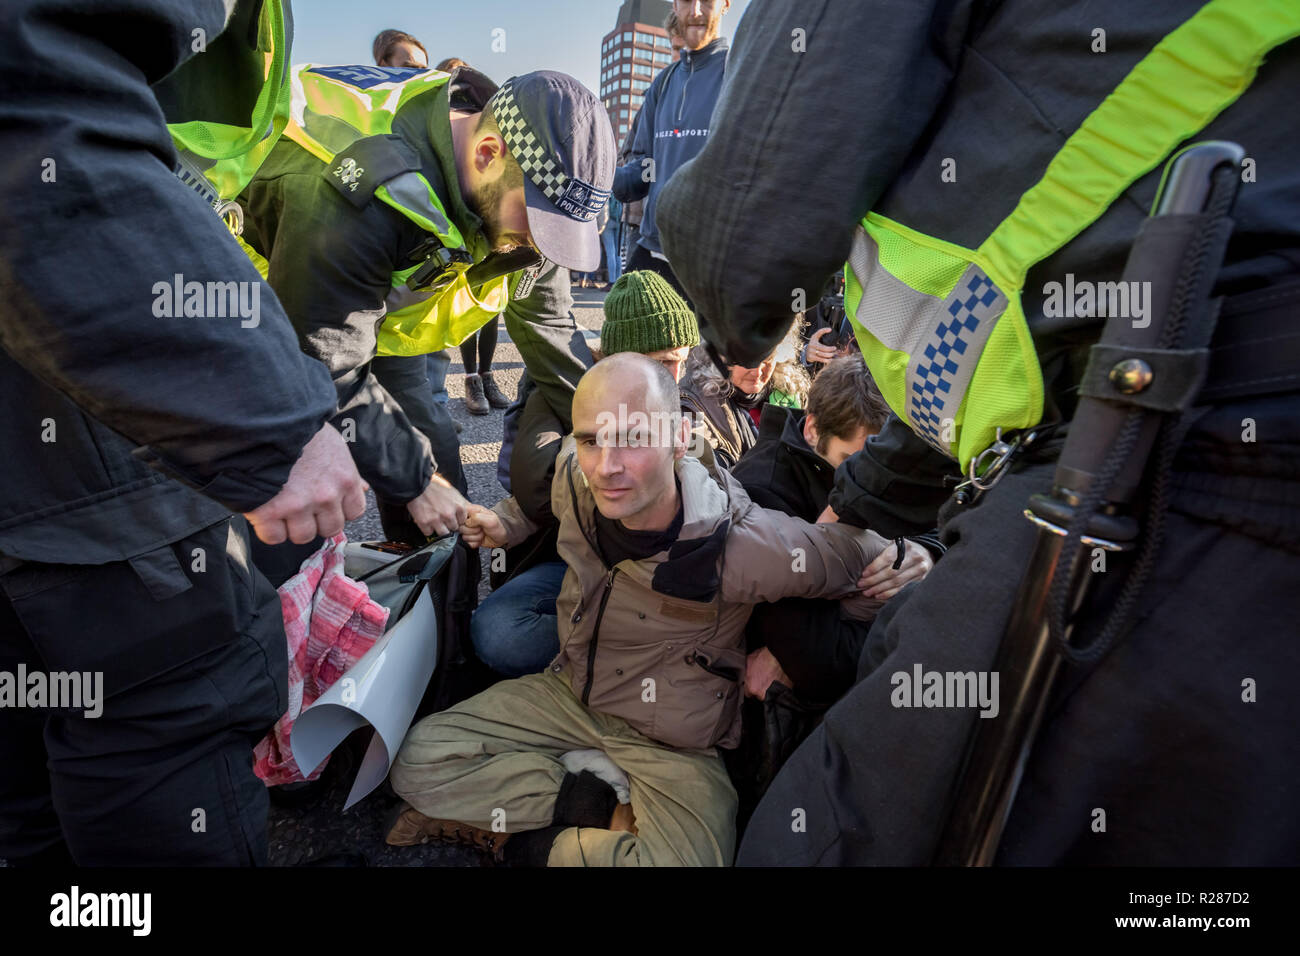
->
xmin=952 ymin=427 xmax=1046 ymax=506
xmin=214 ymin=200 xmax=244 ymax=237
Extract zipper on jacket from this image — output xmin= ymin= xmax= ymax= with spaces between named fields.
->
xmin=563 ymin=455 xmax=621 ymax=707
xmin=677 ymin=51 xmax=695 ymax=123
xmin=581 ymin=566 xmax=619 ymax=706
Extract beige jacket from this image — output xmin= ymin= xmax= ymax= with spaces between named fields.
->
xmin=492 ymin=440 xmax=888 ymax=750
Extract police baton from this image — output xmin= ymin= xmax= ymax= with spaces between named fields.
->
xmin=934 ymin=141 xmax=1245 ymax=866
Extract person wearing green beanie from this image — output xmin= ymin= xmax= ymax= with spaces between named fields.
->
xmin=597 ymin=270 xmax=700 ymax=382
xmin=456 ymin=271 xmax=703 ymax=685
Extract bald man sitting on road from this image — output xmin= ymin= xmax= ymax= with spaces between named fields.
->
xmin=387 ymin=353 xmax=892 ymax=866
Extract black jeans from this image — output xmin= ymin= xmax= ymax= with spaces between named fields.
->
xmin=625 ymin=243 xmax=693 ymax=308
xmin=0 ymin=518 xmax=287 ymax=865
xmin=747 ymin=597 xmax=871 ymax=707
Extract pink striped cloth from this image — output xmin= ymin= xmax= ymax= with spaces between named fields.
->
xmin=253 ymin=535 xmax=389 ymax=785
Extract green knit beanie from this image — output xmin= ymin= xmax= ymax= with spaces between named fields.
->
xmin=600 ymin=270 xmax=700 ymax=356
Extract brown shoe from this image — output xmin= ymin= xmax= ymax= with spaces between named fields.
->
xmin=385 ymin=804 xmax=511 ymax=861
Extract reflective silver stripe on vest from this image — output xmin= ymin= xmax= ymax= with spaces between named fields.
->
xmin=385 ymin=283 xmax=434 ymax=314
xmin=381 ymin=171 xmax=455 ymax=239
xmin=848 ymin=227 xmax=1006 ymax=453
xmin=906 ymin=265 xmax=1006 ymax=450
xmin=847 ymin=227 xmax=936 ymax=352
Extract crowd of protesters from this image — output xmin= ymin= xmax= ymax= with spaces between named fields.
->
xmin=4 ymin=0 xmax=1296 ymax=872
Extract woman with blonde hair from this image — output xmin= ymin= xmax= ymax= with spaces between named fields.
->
xmin=680 ymin=324 xmax=810 ymax=468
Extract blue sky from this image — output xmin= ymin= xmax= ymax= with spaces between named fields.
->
xmin=291 ymin=0 xmax=753 ymax=95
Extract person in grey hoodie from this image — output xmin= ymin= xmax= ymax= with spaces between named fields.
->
xmin=612 ymin=0 xmax=732 ymax=304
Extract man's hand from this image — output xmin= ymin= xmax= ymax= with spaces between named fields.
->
xmin=816 ymin=504 xmax=838 ymax=524
xmin=805 ymin=326 xmax=838 ymax=365
xmin=857 ymin=538 xmax=934 ymax=600
xmin=459 ymin=504 xmax=508 ymax=550
xmin=406 ymin=473 xmax=470 ymax=538
xmin=244 ymin=423 xmax=368 ymax=546
xmin=745 ymin=646 xmax=793 ymax=701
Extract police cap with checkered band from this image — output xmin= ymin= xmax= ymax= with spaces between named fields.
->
xmin=485 ymin=71 xmax=615 ymax=273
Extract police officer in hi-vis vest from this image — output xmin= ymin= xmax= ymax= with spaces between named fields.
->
xmin=203 ymin=61 xmax=615 ymax=551
xmin=659 ymin=0 xmax=1300 ymax=865
xmin=0 ymin=0 xmax=371 ymax=865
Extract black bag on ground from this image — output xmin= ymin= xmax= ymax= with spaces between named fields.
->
xmin=350 ymin=537 xmax=496 ymax=718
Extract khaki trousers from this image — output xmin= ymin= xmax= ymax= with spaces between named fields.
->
xmin=391 ymin=670 xmax=737 ymax=866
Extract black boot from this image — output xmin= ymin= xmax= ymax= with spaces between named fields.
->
xmin=480 ymin=371 xmax=512 ymax=409
xmin=464 ymin=373 xmax=490 ymax=415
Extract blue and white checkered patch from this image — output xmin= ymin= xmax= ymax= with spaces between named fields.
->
xmin=908 ymin=270 xmax=1004 ymax=450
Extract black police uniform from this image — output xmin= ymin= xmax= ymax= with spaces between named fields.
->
xmin=0 ymin=0 xmax=337 ymax=864
xmin=659 ymin=0 xmax=1300 ymax=864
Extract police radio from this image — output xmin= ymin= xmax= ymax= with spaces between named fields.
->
xmin=405 ymin=237 xmax=474 ymax=293
xmin=405 ymin=238 xmax=543 ymax=295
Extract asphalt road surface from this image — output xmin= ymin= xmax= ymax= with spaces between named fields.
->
xmin=267 ymin=284 xmax=610 ymax=867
